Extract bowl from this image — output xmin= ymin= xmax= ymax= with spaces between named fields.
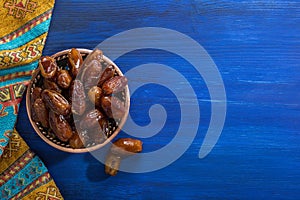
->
xmin=26 ymin=48 xmax=130 ymax=153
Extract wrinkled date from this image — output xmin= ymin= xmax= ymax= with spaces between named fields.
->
xmin=69 ymin=131 xmax=85 ymax=149
xmin=41 ymin=89 xmax=71 ymax=115
xmin=69 ymin=80 xmax=86 ymax=115
xmin=80 ymin=109 xmax=105 ymax=130
xmin=101 ymin=96 xmax=126 ymax=119
xmin=31 ymin=87 xmax=42 ymax=121
xmin=33 ymin=98 xmax=49 ymax=128
xmin=31 ymin=87 xmax=42 ymax=102
xmin=82 ymin=49 xmax=103 ymax=66
xmin=98 ymin=65 xmax=115 ymax=86
xmin=79 ymin=109 xmax=107 ymax=145
xmin=88 ymin=86 xmax=102 ymax=107
xmin=49 ymin=111 xmax=73 ymax=142
xmin=90 ymin=130 xmax=107 ymax=145
xmin=110 ymin=138 xmax=143 ymax=156
xmin=80 ymin=49 xmax=103 ymax=90
xmin=68 ymin=48 xmax=83 ymax=77
xmin=43 ymin=79 xmax=62 ymax=93
xmin=105 ymin=154 xmax=121 ymax=176
xmin=81 ymin=60 xmax=103 ymax=90
xmin=39 ymin=56 xmax=57 ymax=79
xmin=57 ymin=70 xmax=72 ymax=89
xmin=105 ymin=138 xmax=143 ymax=176
xmin=102 ymin=76 xmax=128 ymax=95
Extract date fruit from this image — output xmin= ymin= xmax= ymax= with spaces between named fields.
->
xmin=69 ymin=131 xmax=85 ymax=149
xmin=31 ymin=87 xmax=42 ymax=121
xmin=81 ymin=60 xmax=102 ymax=90
xmin=105 ymin=138 xmax=143 ymax=176
xmin=110 ymin=138 xmax=143 ymax=156
xmin=57 ymin=70 xmax=72 ymax=89
xmin=68 ymin=48 xmax=83 ymax=77
xmin=39 ymin=56 xmax=57 ymax=79
xmin=80 ymin=49 xmax=103 ymax=90
xmin=105 ymin=154 xmax=121 ymax=176
xmin=69 ymin=80 xmax=86 ymax=115
xmin=31 ymin=87 xmax=42 ymax=102
xmin=41 ymin=89 xmax=71 ymax=115
xmin=43 ymin=79 xmax=62 ymax=93
xmin=49 ymin=111 xmax=73 ymax=142
xmin=80 ymin=109 xmax=105 ymax=130
xmin=82 ymin=49 xmax=103 ymax=67
xmin=101 ymin=96 xmax=126 ymax=119
xmin=33 ymin=98 xmax=49 ymax=128
xmin=98 ymin=65 xmax=115 ymax=86
xmin=102 ymin=76 xmax=128 ymax=95
xmin=88 ymin=86 xmax=102 ymax=107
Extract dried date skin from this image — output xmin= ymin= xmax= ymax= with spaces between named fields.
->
xmin=105 ymin=138 xmax=143 ymax=176
xmin=80 ymin=109 xmax=105 ymax=130
xmin=69 ymin=131 xmax=84 ymax=149
xmin=93 ymin=131 xmax=107 ymax=144
xmin=80 ymin=49 xmax=103 ymax=90
xmin=81 ymin=49 xmax=103 ymax=68
xmin=110 ymin=138 xmax=143 ymax=156
xmin=84 ymin=128 xmax=107 ymax=145
xmin=88 ymin=86 xmax=102 ymax=107
xmin=68 ymin=48 xmax=83 ymax=77
xmin=101 ymin=96 xmax=126 ymax=119
xmin=82 ymin=60 xmax=103 ymax=90
xmin=49 ymin=111 xmax=73 ymax=142
xmin=69 ymin=80 xmax=86 ymax=115
xmin=102 ymin=76 xmax=128 ymax=95
xmin=41 ymin=89 xmax=71 ymax=115
xmin=31 ymin=87 xmax=42 ymax=102
xmin=98 ymin=65 xmax=115 ymax=86
xmin=105 ymin=153 xmax=121 ymax=176
xmin=43 ymin=79 xmax=62 ymax=93
xmin=57 ymin=70 xmax=72 ymax=89
xmin=99 ymin=118 xmax=108 ymax=133
xmin=39 ymin=56 xmax=57 ymax=79
xmin=33 ymin=98 xmax=49 ymax=128
xmin=77 ymin=129 xmax=91 ymax=147
xmin=31 ymin=87 xmax=42 ymax=121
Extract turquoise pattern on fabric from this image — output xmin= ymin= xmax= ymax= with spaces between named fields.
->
xmin=0 ymin=19 xmax=51 ymax=51
xmin=0 ymin=60 xmax=38 ymax=77
xmin=0 ymin=155 xmax=48 ymax=199
xmin=0 ymin=76 xmax=34 ymax=87
xmin=0 ymin=106 xmax=18 ymax=156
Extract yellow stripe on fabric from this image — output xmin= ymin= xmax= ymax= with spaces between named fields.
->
xmin=20 ymin=179 xmax=63 ymax=200
xmin=0 ymin=33 xmax=47 ymax=69
xmin=0 ymin=0 xmax=55 ymax=38
xmin=0 ymin=129 xmax=29 ymax=174
xmin=0 ymin=10 xmax=52 ymax=45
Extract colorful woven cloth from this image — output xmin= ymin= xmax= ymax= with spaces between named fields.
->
xmin=0 ymin=129 xmax=63 ymax=199
xmin=0 ymin=0 xmax=63 ymax=199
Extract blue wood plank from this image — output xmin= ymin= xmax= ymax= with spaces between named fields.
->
xmin=15 ymin=0 xmax=300 ymax=199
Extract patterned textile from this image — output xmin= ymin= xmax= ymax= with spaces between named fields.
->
xmin=0 ymin=129 xmax=63 ymax=200
xmin=0 ymin=0 xmax=63 ymax=199
xmin=0 ymin=0 xmax=53 ymax=155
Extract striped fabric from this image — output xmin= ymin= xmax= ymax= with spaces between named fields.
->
xmin=0 ymin=130 xmax=63 ymax=199
xmin=0 ymin=0 xmax=63 ymax=199
xmin=0 ymin=0 xmax=54 ymax=155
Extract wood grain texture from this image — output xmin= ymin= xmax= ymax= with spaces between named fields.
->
xmin=16 ymin=0 xmax=300 ymax=199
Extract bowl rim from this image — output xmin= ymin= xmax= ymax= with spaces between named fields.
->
xmin=26 ymin=48 xmax=130 ymax=153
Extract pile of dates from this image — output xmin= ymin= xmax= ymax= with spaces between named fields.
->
xmin=31 ymin=48 xmax=128 ymax=149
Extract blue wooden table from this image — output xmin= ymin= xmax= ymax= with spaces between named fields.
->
xmin=16 ymin=0 xmax=300 ymax=199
